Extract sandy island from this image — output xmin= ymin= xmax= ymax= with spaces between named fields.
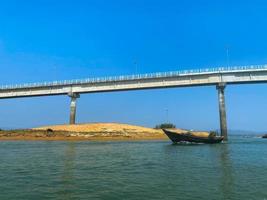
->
xmin=0 ymin=123 xmax=170 ymax=141
xmin=0 ymin=123 xmax=210 ymax=141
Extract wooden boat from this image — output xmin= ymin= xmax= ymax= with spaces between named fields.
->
xmin=163 ymin=129 xmax=224 ymax=144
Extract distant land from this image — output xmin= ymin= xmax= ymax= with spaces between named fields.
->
xmin=228 ymin=129 xmax=266 ymax=136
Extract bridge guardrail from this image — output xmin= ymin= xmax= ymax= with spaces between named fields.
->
xmin=1 ymin=64 xmax=267 ymax=90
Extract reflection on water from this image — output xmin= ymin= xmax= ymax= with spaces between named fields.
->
xmin=0 ymin=137 xmax=267 ymax=200
xmin=218 ymin=144 xmax=234 ymax=200
xmin=60 ymin=143 xmax=76 ymax=200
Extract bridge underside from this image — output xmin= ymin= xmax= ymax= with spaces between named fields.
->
xmin=65 ymin=84 xmax=229 ymax=140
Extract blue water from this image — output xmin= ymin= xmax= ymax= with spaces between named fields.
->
xmin=0 ymin=136 xmax=267 ymax=200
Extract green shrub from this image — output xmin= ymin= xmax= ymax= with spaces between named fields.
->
xmin=155 ymin=123 xmax=176 ymax=129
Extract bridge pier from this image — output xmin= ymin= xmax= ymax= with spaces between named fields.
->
xmin=68 ymin=93 xmax=80 ymax=124
xmin=216 ymin=83 xmax=228 ymax=141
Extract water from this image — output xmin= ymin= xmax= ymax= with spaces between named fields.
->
xmin=0 ymin=136 xmax=267 ymax=200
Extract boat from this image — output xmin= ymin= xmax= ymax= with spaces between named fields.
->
xmin=163 ymin=129 xmax=224 ymax=144
xmin=262 ymin=134 xmax=267 ymax=138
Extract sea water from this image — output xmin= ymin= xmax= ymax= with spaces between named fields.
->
xmin=0 ymin=136 xmax=267 ymax=200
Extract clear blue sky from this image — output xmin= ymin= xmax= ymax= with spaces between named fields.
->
xmin=0 ymin=0 xmax=267 ymax=131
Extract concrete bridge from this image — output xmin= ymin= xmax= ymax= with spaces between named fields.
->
xmin=2 ymin=64 xmax=267 ymax=140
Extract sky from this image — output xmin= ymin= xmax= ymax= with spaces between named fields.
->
xmin=0 ymin=0 xmax=267 ymax=131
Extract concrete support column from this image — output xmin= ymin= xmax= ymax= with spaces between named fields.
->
xmin=68 ymin=93 xmax=80 ymax=124
xmin=216 ymin=83 xmax=228 ymax=141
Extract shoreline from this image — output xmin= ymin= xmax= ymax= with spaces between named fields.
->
xmin=0 ymin=135 xmax=168 ymax=141
xmin=0 ymin=130 xmax=168 ymax=141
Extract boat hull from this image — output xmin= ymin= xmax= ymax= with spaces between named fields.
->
xmin=163 ymin=129 xmax=224 ymax=144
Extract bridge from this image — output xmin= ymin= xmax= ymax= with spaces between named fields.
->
xmin=2 ymin=64 xmax=267 ymax=140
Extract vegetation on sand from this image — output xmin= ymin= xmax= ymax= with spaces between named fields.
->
xmin=155 ymin=123 xmax=176 ymax=129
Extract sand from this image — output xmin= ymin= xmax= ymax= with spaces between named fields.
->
xmin=34 ymin=123 xmax=171 ymax=140
xmin=0 ymin=123 xmax=210 ymax=141
xmin=0 ymin=123 xmax=169 ymax=141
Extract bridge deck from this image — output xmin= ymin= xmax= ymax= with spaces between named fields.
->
xmin=1 ymin=64 xmax=267 ymax=99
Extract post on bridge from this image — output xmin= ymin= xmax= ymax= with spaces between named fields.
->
xmin=216 ymin=83 xmax=228 ymax=141
xmin=68 ymin=92 xmax=80 ymax=124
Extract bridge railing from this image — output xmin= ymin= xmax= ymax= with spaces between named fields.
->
xmin=1 ymin=64 xmax=267 ymax=90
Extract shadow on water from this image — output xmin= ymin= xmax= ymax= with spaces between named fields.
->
xmin=209 ymin=143 xmax=235 ymax=199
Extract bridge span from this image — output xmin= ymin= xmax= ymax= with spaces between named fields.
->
xmin=2 ymin=64 xmax=267 ymax=140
